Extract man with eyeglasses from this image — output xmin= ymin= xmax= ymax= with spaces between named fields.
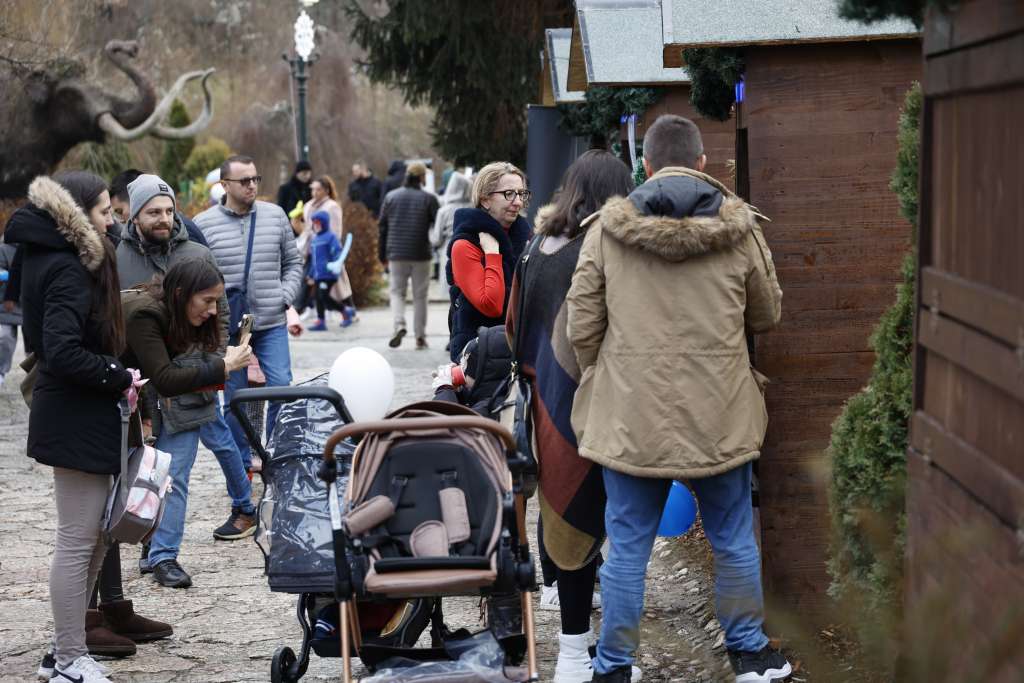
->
xmin=378 ymin=161 xmax=439 ymax=349
xmin=194 ymin=155 xmax=304 ymax=467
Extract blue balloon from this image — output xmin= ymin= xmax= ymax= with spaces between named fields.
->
xmin=657 ymin=481 xmax=698 ymax=537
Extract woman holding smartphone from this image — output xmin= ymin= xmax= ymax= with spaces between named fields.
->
xmin=122 ymin=258 xmax=252 ymax=589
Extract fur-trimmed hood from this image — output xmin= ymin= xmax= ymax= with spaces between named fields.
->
xmin=3 ymin=176 xmax=105 ymax=272
xmin=598 ymin=167 xmax=766 ymax=263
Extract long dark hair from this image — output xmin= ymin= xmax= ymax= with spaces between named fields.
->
xmin=53 ymin=170 xmax=126 ymax=355
xmin=142 ymin=259 xmax=224 ymax=354
xmin=545 ymin=150 xmax=634 ymax=239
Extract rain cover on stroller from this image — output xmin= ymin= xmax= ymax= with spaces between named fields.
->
xmin=256 ymin=375 xmax=355 ymax=593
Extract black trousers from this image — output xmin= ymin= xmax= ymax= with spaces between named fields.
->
xmin=314 ymin=281 xmax=344 ymax=319
xmin=88 ymin=543 xmax=124 ymax=608
xmin=538 ymin=517 xmax=600 ymax=635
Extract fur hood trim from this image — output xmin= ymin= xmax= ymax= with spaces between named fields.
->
xmin=599 ymin=192 xmax=760 ymax=262
xmin=27 ymin=176 xmax=105 ymax=272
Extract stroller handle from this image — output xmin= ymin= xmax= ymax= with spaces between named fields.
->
xmin=323 ymin=415 xmax=516 ymax=465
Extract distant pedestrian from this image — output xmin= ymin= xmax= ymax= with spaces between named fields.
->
xmin=566 ymin=114 xmax=789 ymax=683
xmin=383 ymin=159 xmax=406 ymax=195
xmin=430 ymin=171 xmax=472 ymax=301
xmin=0 ymin=241 xmax=21 ymax=387
xmin=194 ymin=155 xmax=304 ymax=467
xmin=4 ymin=171 xmax=136 ymax=683
xmin=303 ymin=175 xmax=356 ymax=326
xmin=305 ymin=211 xmax=343 ymax=331
xmin=347 ymin=161 xmax=384 ymax=218
xmin=506 ymin=150 xmax=637 ymax=683
xmin=446 ymin=161 xmax=531 ymax=361
xmin=276 ymin=160 xmax=313 ymax=215
xmin=378 ymin=161 xmax=439 ymax=349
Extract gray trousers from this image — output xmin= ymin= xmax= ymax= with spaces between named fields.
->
xmin=389 ymin=260 xmax=431 ymax=338
xmin=51 ymin=467 xmax=111 ymax=666
xmin=0 ymin=324 xmax=16 ymax=376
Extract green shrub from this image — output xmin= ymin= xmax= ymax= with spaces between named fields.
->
xmin=158 ymin=100 xmax=195 ymax=192
xmin=341 ymin=200 xmax=385 ymax=308
xmin=183 ymin=137 xmax=232 ymax=184
xmin=69 ymin=140 xmax=133 ymax=180
xmin=826 ymin=82 xmax=920 ymax=669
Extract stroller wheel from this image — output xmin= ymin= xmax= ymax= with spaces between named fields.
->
xmin=271 ymin=646 xmax=299 ymax=683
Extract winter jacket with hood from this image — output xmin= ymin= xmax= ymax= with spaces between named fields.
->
xmin=116 ymin=215 xmax=230 ymax=435
xmin=277 ymin=174 xmax=312 ymax=215
xmin=306 ymin=211 xmax=342 ymax=282
xmin=445 ymin=208 xmax=531 ymax=361
xmin=193 ymin=199 xmax=304 ymax=331
xmin=4 ymin=176 xmax=134 ymax=474
xmin=383 ymin=160 xmax=406 ymax=196
xmin=567 ymin=167 xmax=782 ymax=480
xmin=348 ymin=173 xmax=384 ymax=217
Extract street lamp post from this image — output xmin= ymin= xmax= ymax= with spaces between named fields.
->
xmin=284 ymin=2 xmax=318 ymax=162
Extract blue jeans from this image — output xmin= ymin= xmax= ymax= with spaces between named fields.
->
xmin=595 ymin=463 xmax=768 ymax=674
xmin=224 ymin=324 xmax=293 ymax=468
xmin=199 ymin=401 xmax=255 ymax=515
xmin=148 ymin=427 xmax=201 ymax=566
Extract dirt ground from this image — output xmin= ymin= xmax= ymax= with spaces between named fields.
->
xmin=0 ymin=303 xmax=733 ymax=682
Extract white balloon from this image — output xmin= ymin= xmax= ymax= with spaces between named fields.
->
xmin=328 ymin=347 xmax=395 ymax=422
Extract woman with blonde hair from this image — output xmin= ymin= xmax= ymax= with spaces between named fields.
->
xmin=303 ymin=175 xmax=357 ymax=326
xmin=445 ymin=162 xmax=531 ymax=360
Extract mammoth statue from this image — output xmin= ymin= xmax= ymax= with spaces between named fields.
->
xmin=0 ymin=40 xmax=214 ymax=199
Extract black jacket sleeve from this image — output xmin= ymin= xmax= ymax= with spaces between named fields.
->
xmin=41 ymin=261 xmax=132 ymax=393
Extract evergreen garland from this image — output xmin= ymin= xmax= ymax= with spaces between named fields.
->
xmin=557 ymin=87 xmax=663 ymax=148
xmin=682 ymin=48 xmax=744 ymax=122
xmin=826 ymin=83 xmax=921 ymax=668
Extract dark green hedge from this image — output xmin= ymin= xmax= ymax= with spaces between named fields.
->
xmin=558 ymin=87 xmax=663 ymax=147
xmin=826 ymin=82 xmax=921 ymax=664
xmin=681 ymin=48 xmax=744 ymax=122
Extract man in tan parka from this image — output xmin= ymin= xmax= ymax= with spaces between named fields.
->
xmin=567 ymin=115 xmax=790 ymax=683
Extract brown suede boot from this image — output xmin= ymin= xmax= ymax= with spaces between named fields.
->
xmin=86 ymin=609 xmax=136 ymax=657
xmin=99 ymin=599 xmax=173 ymax=642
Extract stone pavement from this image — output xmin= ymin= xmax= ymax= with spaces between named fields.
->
xmin=0 ymin=303 xmax=729 ymax=682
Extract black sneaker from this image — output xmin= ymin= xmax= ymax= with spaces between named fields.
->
xmin=389 ymin=328 xmax=407 ymax=348
xmin=36 ymin=648 xmax=55 ymax=681
xmin=729 ymin=644 xmax=793 ymax=683
xmin=138 ymin=543 xmax=152 ymax=575
xmin=592 ymin=666 xmax=632 ymax=682
xmin=213 ymin=507 xmax=257 ymax=540
xmin=152 ymin=559 xmax=192 ymax=588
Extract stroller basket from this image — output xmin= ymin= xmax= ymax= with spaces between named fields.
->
xmin=229 ymin=376 xmax=355 ymax=594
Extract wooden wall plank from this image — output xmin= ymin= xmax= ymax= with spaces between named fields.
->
xmin=924 ymin=0 xmax=1024 ymax=56
xmin=921 ymin=267 xmax=1024 ymax=348
xmin=926 ymin=32 xmax=1024 ymax=96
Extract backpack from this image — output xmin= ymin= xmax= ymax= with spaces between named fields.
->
xmin=103 ymin=400 xmax=172 ymax=544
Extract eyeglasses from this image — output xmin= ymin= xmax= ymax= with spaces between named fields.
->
xmin=489 ymin=189 xmax=531 ymax=203
xmin=223 ymin=176 xmax=262 ymax=186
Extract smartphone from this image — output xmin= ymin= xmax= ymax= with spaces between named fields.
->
xmin=237 ymin=313 xmax=254 ymax=347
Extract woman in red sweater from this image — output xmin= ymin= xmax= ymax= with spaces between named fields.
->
xmin=444 ymin=162 xmax=533 ymax=361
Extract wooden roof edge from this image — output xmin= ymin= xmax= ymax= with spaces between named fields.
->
xmin=663 ymin=32 xmax=922 ymax=67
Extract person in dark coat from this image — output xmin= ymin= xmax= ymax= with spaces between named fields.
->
xmin=4 ymin=171 xmax=141 ymax=682
xmin=430 ymin=325 xmax=512 ymax=418
xmin=276 ymin=160 xmax=313 ymax=214
xmin=0 ymin=241 xmax=22 ymax=386
xmin=383 ymin=159 xmax=407 ymax=196
xmin=347 ymin=161 xmax=384 ymax=217
xmin=446 ymin=162 xmax=531 ymax=362
xmin=378 ymin=162 xmax=439 ymax=349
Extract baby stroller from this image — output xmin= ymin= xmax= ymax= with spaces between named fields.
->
xmin=229 ymin=377 xmax=439 ymax=683
xmin=320 ymin=400 xmax=539 ymax=682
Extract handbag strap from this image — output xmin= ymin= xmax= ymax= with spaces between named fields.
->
xmin=240 ymin=211 xmax=257 ymax=296
xmin=511 ymin=236 xmax=541 ymax=366
xmin=117 ymin=398 xmax=132 ymax=508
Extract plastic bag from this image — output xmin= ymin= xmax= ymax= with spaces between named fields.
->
xmin=361 ymin=631 xmax=511 ymax=683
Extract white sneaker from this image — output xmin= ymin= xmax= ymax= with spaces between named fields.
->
xmin=592 ymin=589 xmax=601 ymax=610
xmin=37 ymin=648 xmax=110 ymax=681
xmin=556 ymin=631 xmax=642 ymax=682
xmin=539 ymin=582 xmax=560 ymax=611
xmin=50 ymin=654 xmax=113 ymax=682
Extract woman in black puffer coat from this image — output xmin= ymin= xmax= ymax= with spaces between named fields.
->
xmin=5 ymin=172 xmax=135 ymax=682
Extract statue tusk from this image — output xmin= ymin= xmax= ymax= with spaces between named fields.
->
xmin=151 ymin=70 xmax=215 ymax=140
xmin=96 ymin=69 xmax=214 ymax=142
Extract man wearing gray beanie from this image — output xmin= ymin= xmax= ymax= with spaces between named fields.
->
xmin=127 ymin=174 xmax=177 ymax=245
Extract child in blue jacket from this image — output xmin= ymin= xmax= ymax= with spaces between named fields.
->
xmin=306 ymin=210 xmax=343 ymax=331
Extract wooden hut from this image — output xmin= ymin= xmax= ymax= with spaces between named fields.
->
xmin=663 ymin=0 xmax=921 ymax=620
xmin=907 ymin=0 xmax=1024 ymax=677
xmin=570 ymin=0 xmax=735 ymax=188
